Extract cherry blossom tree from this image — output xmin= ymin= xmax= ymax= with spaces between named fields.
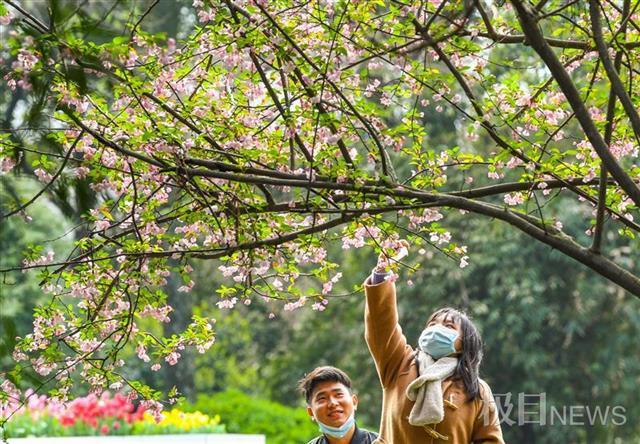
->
xmin=1 ymin=0 xmax=639 ymax=420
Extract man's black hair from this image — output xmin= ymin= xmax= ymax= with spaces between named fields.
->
xmin=298 ymin=366 xmax=353 ymax=404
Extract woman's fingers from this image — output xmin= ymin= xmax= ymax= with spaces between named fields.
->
xmin=376 ymin=240 xmax=410 ymax=269
xmin=394 ymin=246 xmax=408 ymax=261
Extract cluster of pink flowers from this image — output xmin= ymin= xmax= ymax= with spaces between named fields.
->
xmin=0 ymin=382 xmax=147 ymax=436
xmin=0 ymin=155 xmax=16 ymax=173
xmin=407 ymin=208 xmax=443 ymax=229
xmin=504 ymin=192 xmax=526 ymax=206
xmin=342 ymin=225 xmax=381 ymax=249
xmin=321 ymin=272 xmax=343 ymax=295
xmin=22 ymin=251 xmax=55 ymax=268
xmin=58 ymin=392 xmax=145 ymax=433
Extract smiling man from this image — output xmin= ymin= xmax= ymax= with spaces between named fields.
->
xmin=299 ymin=366 xmax=379 ymax=444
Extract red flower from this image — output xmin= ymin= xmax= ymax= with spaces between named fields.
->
xmin=57 ymin=392 xmax=145 ymax=434
xmin=59 ymin=415 xmax=75 ymax=426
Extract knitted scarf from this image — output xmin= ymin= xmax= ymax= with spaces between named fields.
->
xmin=405 ymin=350 xmax=459 ymax=426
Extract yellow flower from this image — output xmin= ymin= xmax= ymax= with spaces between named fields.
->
xmin=142 ymin=409 xmax=219 ymax=432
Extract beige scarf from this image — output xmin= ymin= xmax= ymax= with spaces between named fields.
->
xmin=405 ymin=350 xmax=459 ymax=426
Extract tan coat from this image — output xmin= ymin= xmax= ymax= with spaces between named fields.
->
xmin=364 ymin=277 xmax=504 ymax=444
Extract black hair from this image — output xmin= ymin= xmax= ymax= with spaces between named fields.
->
xmin=298 ymin=366 xmax=353 ymax=404
xmin=424 ymin=307 xmax=483 ymax=401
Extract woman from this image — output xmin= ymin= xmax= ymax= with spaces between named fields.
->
xmin=364 ymin=244 xmax=504 ymax=443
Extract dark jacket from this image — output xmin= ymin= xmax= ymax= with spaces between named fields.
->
xmin=306 ymin=425 xmax=378 ymax=444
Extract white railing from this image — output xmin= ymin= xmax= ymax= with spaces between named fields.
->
xmin=6 ymin=434 xmax=266 ymax=444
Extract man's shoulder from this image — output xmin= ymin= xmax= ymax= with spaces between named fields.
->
xmin=305 ymin=429 xmax=378 ymax=444
xmin=356 ymin=427 xmax=379 ymax=443
xmin=365 ymin=429 xmax=380 ymax=439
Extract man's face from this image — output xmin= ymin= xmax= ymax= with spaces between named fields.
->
xmin=307 ymin=380 xmax=358 ymax=428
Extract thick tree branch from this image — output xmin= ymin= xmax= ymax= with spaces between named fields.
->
xmin=592 ymin=0 xmax=630 ymax=254
xmin=436 ymin=197 xmax=640 ymax=297
xmin=511 ymin=0 xmax=640 ymax=207
xmin=589 ymin=0 xmax=640 ymax=142
xmin=411 ymin=22 xmax=629 ymax=226
xmin=8 ymin=176 xmax=639 ymax=296
xmin=173 ymin=163 xmax=640 ymax=230
xmin=459 ymin=30 xmax=640 ymax=50
xmin=5 ymin=0 xmax=49 ymax=33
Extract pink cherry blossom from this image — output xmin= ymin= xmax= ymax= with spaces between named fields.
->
xmin=23 ymin=251 xmax=55 ymax=268
xmin=137 ymin=343 xmax=150 ymax=362
xmin=139 ymin=305 xmax=172 ymax=322
xmin=504 ymin=192 xmax=525 ymax=206
xmin=0 ymin=11 xmax=13 ymax=25
xmin=34 ymin=168 xmax=53 ymax=183
xmin=312 ymin=300 xmax=327 ymax=311
xmin=618 ymin=198 xmax=633 ymax=212
xmin=94 ymin=220 xmax=110 ymax=231
xmin=429 ymin=231 xmax=452 ymax=245
xmin=1 ymin=156 xmax=16 ymax=173
xmin=164 ymin=351 xmax=181 ymax=366
xmin=380 ymin=91 xmax=392 ymax=106
xmin=177 ymin=281 xmax=195 ymax=292
xmin=216 ymin=297 xmax=238 ymax=309
xmin=506 ymin=157 xmax=523 ymax=169
xmin=364 ymin=79 xmax=380 ymax=97
xmin=12 ymin=49 xmax=39 ymax=72
xmin=284 ymin=297 xmax=306 ymax=311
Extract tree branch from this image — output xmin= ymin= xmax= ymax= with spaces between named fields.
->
xmin=591 ymin=0 xmax=630 ymax=254
xmin=251 ymin=2 xmax=397 ymax=181
xmin=510 ymin=0 xmax=640 ymax=207
xmin=9 ymin=177 xmax=640 ymax=296
xmin=589 ymin=0 xmax=640 ymax=143
xmin=1 ymin=132 xmax=84 ymax=220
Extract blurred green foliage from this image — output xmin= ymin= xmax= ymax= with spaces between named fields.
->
xmin=3 ymin=413 xmax=68 ymax=438
xmin=188 ymin=390 xmax=318 ymax=444
xmin=0 ymin=178 xmax=73 ymax=387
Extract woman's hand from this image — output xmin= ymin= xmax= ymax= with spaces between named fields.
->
xmin=375 ymin=240 xmax=409 ymax=272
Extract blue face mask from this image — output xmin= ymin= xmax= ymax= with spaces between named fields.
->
xmin=316 ymin=412 xmax=355 ymax=438
xmin=419 ymin=324 xmax=459 ymax=359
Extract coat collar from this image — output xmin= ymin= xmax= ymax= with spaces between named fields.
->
xmin=319 ymin=425 xmax=371 ymax=444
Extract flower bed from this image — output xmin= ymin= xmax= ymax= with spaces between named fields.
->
xmin=2 ymin=391 xmax=225 ymax=438
xmin=7 ymin=436 xmax=265 ymax=444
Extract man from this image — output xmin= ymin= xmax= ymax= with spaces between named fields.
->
xmin=299 ymin=366 xmax=379 ymax=444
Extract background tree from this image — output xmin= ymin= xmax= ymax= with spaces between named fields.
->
xmin=1 ymin=0 xmax=639 ymax=441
